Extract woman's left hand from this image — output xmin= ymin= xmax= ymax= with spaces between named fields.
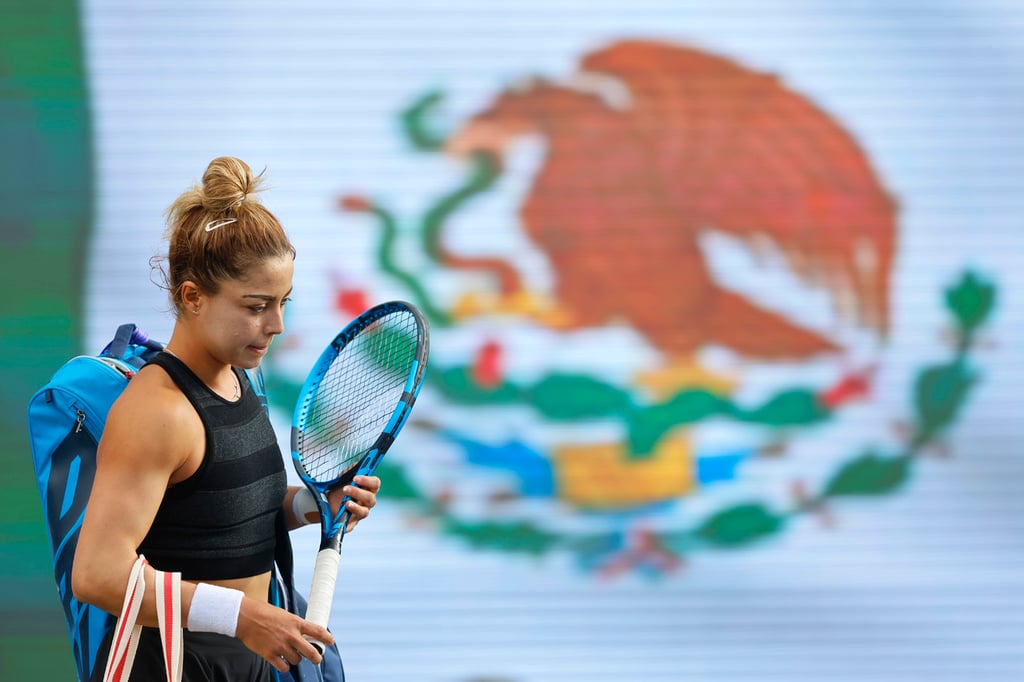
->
xmin=327 ymin=475 xmax=381 ymax=533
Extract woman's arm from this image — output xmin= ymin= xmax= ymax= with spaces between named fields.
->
xmin=72 ymin=372 xmax=197 ymax=622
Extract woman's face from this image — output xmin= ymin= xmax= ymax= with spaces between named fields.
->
xmin=197 ymin=254 xmax=295 ymax=369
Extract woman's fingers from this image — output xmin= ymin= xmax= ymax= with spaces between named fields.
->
xmin=353 ymin=475 xmax=381 ymax=494
xmin=240 ymin=600 xmax=335 ymax=672
xmin=300 ymin=622 xmax=335 ymax=654
xmin=338 ymin=475 xmax=381 ymax=530
xmin=262 ymin=625 xmax=331 ymax=671
xmin=268 ymin=654 xmax=290 ymax=673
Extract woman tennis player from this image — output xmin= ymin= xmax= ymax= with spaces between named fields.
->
xmin=72 ymin=156 xmax=380 ymax=680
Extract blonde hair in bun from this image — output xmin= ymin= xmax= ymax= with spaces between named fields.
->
xmin=156 ymin=157 xmax=295 ymax=315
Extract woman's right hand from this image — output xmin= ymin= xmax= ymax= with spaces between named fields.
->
xmin=235 ymin=597 xmax=335 ymax=673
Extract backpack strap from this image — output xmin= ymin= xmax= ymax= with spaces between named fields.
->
xmin=274 ymin=510 xmax=296 ymax=611
xmin=103 ymin=324 xmax=165 ymax=369
xmin=245 ymin=366 xmax=270 ymax=415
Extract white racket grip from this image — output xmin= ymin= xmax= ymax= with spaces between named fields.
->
xmin=305 ymin=548 xmax=341 ymax=650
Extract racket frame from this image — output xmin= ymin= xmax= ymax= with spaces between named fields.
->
xmin=289 ymin=300 xmax=428 ymax=646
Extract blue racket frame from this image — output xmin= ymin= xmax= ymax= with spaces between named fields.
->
xmin=290 ymin=300 xmax=429 ymax=546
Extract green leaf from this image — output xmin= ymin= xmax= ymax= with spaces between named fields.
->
xmin=528 ymin=373 xmax=632 ymax=420
xmin=443 ymin=518 xmax=561 ymax=555
xmin=945 ymin=271 xmax=996 ymax=332
xmin=736 ymin=388 xmax=830 ymax=427
xmin=913 ymin=361 xmax=976 ymax=437
xmin=694 ymin=503 xmax=784 ymax=547
xmin=626 ymin=390 xmax=727 ymax=455
xmin=823 ymin=452 xmax=911 ymax=497
xmin=429 ymin=366 xmax=522 ymax=404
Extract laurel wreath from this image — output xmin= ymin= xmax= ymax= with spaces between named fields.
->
xmin=362 ymin=270 xmax=994 ymax=574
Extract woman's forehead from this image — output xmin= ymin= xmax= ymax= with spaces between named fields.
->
xmin=226 ymin=255 xmax=294 ymax=293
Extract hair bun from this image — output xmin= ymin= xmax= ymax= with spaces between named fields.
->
xmin=200 ymin=156 xmax=262 ymax=213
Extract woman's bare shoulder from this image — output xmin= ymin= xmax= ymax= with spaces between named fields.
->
xmin=100 ymin=362 xmax=201 ymax=470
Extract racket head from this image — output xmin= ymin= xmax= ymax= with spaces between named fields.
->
xmin=290 ymin=300 xmax=429 ymax=539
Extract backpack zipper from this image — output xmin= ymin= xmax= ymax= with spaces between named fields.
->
xmin=48 ymin=356 xmax=135 ymax=441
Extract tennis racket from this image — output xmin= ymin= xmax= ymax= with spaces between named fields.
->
xmin=291 ymin=300 xmax=429 ymax=651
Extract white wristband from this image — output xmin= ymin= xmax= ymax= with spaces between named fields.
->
xmin=187 ymin=582 xmax=243 ymax=637
xmin=292 ymin=487 xmax=320 ymax=526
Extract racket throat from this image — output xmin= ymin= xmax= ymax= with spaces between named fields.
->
xmin=319 ymin=515 xmax=348 ymax=552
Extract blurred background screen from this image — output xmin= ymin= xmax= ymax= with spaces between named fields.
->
xmin=2 ymin=1 xmax=1023 ymax=680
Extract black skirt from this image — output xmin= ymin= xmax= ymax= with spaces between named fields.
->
xmin=91 ymin=626 xmax=275 ymax=682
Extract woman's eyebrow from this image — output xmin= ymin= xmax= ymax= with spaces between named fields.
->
xmin=242 ymin=289 xmax=293 ymax=301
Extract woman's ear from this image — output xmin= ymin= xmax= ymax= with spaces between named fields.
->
xmin=180 ymin=280 xmax=203 ymax=315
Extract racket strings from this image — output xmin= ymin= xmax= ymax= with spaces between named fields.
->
xmin=296 ymin=311 xmax=419 ymax=482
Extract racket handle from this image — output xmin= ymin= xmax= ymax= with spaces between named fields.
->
xmin=305 ymin=547 xmax=341 ymax=653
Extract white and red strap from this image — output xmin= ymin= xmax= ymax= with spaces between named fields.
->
xmin=101 ymin=556 xmax=147 ymax=682
xmin=154 ymin=567 xmax=183 ymax=681
xmin=102 ymin=555 xmax=183 ymax=682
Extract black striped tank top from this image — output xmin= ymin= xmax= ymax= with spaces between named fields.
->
xmin=136 ymin=352 xmax=287 ymax=581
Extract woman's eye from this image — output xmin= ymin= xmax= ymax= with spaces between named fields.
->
xmin=249 ymin=297 xmax=288 ymax=313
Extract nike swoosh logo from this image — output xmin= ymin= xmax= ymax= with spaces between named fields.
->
xmin=205 ymin=218 xmax=238 ymax=232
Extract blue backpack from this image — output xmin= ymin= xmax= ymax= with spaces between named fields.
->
xmin=27 ymin=324 xmax=344 ymax=682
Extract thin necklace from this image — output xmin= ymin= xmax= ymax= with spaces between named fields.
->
xmin=228 ymin=370 xmax=241 ymax=400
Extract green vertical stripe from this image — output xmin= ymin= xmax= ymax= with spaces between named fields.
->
xmin=0 ymin=1 xmax=90 ymax=678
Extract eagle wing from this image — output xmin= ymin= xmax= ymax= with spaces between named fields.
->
xmin=579 ymin=41 xmax=898 ymax=336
